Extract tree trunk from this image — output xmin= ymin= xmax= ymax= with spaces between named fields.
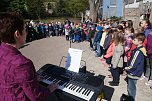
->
xmin=89 ymin=0 xmax=102 ymax=23
xmin=89 ymin=2 xmax=98 ymax=22
xmin=81 ymin=12 xmax=84 ymax=23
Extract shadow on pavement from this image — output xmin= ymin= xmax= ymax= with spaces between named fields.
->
xmin=102 ymin=85 xmax=115 ymax=101
xmin=19 ymin=43 xmax=30 ymax=49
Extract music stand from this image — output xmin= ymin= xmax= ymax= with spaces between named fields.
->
xmin=59 ymin=48 xmax=86 ymax=73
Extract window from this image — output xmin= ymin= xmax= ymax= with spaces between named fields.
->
xmin=110 ymin=0 xmax=116 ymax=5
xmin=124 ymin=0 xmax=134 ymax=5
xmin=128 ymin=0 xmax=134 ymax=4
xmin=136 ymin=0 xmax=143 ymax=2
xmin=110 ymin=7 xmax=116 ymax=17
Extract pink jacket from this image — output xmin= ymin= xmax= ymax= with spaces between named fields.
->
xmin=104 ymin=42 xmax=115 ymax=58
xmin=0 ymin=43 xmax=50 ymax=101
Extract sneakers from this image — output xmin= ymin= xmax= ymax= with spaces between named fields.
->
xmin=95 ymin=54 xmax=100 ymax=57
xmin=109 ymin=81 xmax=119 ymax=86
xmin=100 ymin=58 xmax=105 ymax=61
xmin=140 ymin=75 xmax=146 ymax=80
xmin=108 ymin=74 xmax=112 ymax=78
xmin=145 ymin=80 xmax=152 ymax=86
xmin=91 ymin=48 xmax=95 ymax=51
xmin=102 ymin=62 xmax=111 ymax=68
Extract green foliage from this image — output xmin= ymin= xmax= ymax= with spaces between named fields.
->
xmin=45 ymin=0 xmax=88 ymax=17
xmin=44 ymin=0 xmax=67 ymax=17
xmin=64 ymin=0 xmax=89 ymax=17
xmin=0 ymin=0 xmax=89 ymax=19
xmin=110 ymin=16 xmax=122 ymax=20
xmin=26 ymin=0 xmax=46 ymax=19
xmin=9 ymin=0 xmax=25 ymax=13
xmin=0 ymin=0 xmax=10 ymax=12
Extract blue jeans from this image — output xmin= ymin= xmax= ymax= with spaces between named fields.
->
xmin=93 ymin=42 xmax=97 ymax=50
xmin=96 ymin=42 xmax=101 ymax=56
xmin=86 ymin=33 xmax=89 ymax=41
xmin=127 ymin=78 xmax=137 ymax=100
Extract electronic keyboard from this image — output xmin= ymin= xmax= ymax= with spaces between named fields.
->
xmin=37 ymin=64 xmax=104 ymax=101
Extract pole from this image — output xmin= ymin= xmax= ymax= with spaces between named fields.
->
xmin=70 ymin=39 xmax=71 ymax=48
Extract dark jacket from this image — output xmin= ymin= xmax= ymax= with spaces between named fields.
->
xmin=94 ymin=30 xmax=102 ymax=43
xmin=144 ymin=27 xmax=151 ymax=38
xmin=103 ymin=34 xmax=112 ymax=50
xmin=126 ymin=46 xmax=147 ymax=79
xmin=146 ymin=34 xmax=152 ymax=59
xmin=0 ymin=43 xmax=50 ymax=101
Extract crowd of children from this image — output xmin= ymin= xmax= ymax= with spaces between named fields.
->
xmin=93 ymin=19 xmax=152 ymax=101
xmin=25 ymin=18 xmax=152 ymax=101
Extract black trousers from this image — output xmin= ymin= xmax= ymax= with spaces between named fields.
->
xmin=88 ymin=38 xmax=93 ymax=48
xmin=110 ymin=67 xmax=120 ymax=83
xmin=145 ymin=58 xmax=152 ymax=80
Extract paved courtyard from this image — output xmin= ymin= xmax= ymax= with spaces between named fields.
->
xmin=20 ymin=36 xmax=152 ymax=101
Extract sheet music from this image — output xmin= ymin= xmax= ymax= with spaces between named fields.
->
xmin=65 ymin=48 xmax=82 ymax=73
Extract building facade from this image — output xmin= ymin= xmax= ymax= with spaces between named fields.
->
xmin=101 ymin=0 xmax=123 ymax=19
xmin=124 ymin=0 xmax=152 ymax=28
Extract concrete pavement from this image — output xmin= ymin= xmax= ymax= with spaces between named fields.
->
xmin=20 ymin=36 xmax=152 ymax=101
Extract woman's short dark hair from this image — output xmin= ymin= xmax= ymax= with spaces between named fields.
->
xmin=0 ymin=12 xmax=24 ymax=44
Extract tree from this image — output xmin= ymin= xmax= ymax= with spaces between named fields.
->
xmin=0 ymin=0 xmax=10 ymax=12
xmin=45 ymin=0 xmax=88 ymax=17
xmin=51 ymin=0 xmax=65 ymax=16
xmin=43 ymin=0 xmax=65 ymax=16
xmin=89 ymin=0 xmax=102 ymax=22
xmin=26 ymin=0 xmax=46 ymax=19
xmin=9 ymin=0 xmax=26 ymax=14
xmin=64 ymin=0 xmax=89 ymax=17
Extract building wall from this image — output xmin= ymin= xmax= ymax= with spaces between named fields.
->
xmin=102 ymin=0 xmax=111 ymax=18
xmin=124 ymin=8 xmax=140 ymax=28
xmin=116 ymin=0 xmax=123 ymax=17
xmin=124 ymin=0 xmax=152 ymax=28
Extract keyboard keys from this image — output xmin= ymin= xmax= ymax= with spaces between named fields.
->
xmin=84 ymin=89 xmax=89 ymax=95
xmin=78 ymin=87 xmax=83 ymax=93
xmin=87 ymin=90 xmax=91 ymax=96
xmin=41 ymin=78 xmax=94 ymax=101
xmin=76 ymin=86 xmax=81 ymax=92
xmin=82 ymin=89 xmax=87 ymax=94
xmin=65 ymin=83 xmax=70 ymax=88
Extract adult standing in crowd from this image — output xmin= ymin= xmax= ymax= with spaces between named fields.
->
xmin=140 ymin=19 xmax=151 ymax=81
xmin=0 ymin=12 xmax=58 ymax=101
xmin=140 ymin=19 xmax=151 ymax=38
xmin=145 ymin=31 xmax=152 ymax=86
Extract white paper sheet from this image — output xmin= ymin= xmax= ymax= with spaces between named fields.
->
xmin=65 ymin=48 xmax=82 ymax=73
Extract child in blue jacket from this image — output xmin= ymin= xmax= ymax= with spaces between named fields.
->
xmin=125 ymin=33 xmax=147 ymax=100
